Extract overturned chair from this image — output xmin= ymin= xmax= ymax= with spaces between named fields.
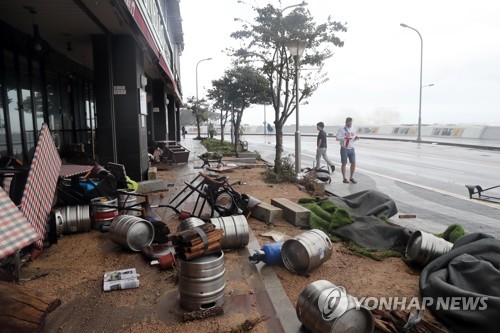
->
xmin=157 ymin=172 xmax=244 ymax=218
xmin=465 ymin=183 xmax=500 ymax=203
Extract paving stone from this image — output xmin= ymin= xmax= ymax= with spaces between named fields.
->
xmin=148 ymin=166 xmax=157 ymax=180
xmin=251 ymin=202 xmax=283 ymax=224
xmin=137 ymin=179 xmax=166 ymax=193
xmin=271 ymin=198 xmax=310 ymax=227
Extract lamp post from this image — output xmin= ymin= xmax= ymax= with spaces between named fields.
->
xmin=286 ymin=40 xmax=308 ymax=174
xmin=400 ymin=23 xmax=424 ymax=142
xmin=196 ymin=57 xmax=212 ymax=137
xmin=281 ymin=1 xmax=308 ymax=13
xmin=196 ymin=57 xmax=212 ymax=103
xmin=263 ymin=104 xmax=267 ymax=135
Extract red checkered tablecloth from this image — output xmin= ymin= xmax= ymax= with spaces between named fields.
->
xmin=59 ymin=164 xmax=93 ymax=178
xmin=0 ymin=187 xmax=39 ymax=259
xmin=20 ymin=124 xmax=62 ymax=249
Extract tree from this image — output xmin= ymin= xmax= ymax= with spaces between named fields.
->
xmin=185 ymin=96 xmax=210 ymax=139
xmin=229 ymin=2 xmax=346 ymax=171
xmin=207 ymin=82 xmax=232 ymax=145
xmin=207 ymin=65 xmax=271 ymax=151
xmin=179 ymin=107 xmax=196 ymax=126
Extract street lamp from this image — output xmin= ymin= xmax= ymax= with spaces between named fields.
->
xmin=400 ymin=23 xmax=424 ymax=142
xmin=196 ymin=57 xmax=212 ymax=103
xmin=281 ymin=1 xmax=308 ymax=13
xmin=286 ymin=40 xmax=308 ymax=174
xmin=196 ymin=57 xmax=212 ymax=137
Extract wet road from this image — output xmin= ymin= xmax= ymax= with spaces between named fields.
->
xmin=246 ymin=134 xmax=500 ymax=238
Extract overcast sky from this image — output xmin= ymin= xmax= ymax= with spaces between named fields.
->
xmin=179 ymin=0 xmax=500 ymax=126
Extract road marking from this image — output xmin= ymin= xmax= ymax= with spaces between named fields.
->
xmin=358 ymin=167 xmax=500 ymax=209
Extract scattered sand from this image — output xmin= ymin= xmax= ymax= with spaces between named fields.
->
xmin=19 ymin=163 xmax=447 ymax=332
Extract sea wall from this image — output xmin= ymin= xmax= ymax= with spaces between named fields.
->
xmin=188 ymin=124 xmax=499 ymax=140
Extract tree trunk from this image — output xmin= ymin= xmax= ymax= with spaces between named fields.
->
xmin=196 ymin=119 xmax=201 ymax=139
xmin=220 ymin=117 xmax=225 ymax=144
xmin=274 ymin=125 xmax=284 ymax=171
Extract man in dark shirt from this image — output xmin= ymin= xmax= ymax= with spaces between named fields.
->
xmin=316 ymin=122 xmax=335 ymax=173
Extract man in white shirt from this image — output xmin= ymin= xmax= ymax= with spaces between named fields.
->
xmin=336 ymin=117 xmax=359 ymax=183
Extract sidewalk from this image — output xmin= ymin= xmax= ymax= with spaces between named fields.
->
xmin=29 ymin=136 xmax=303 ymax=333
xmin=154 ymin=137 xmax=303 ymax=332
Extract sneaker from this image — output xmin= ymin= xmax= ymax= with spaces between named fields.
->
xmin=330 ymin=164 xmax=335 ymax=172
xmin=350 ymin=178 xmax=357 ymax=184
xmin=343 ymin=179 xmax=349 ymax=184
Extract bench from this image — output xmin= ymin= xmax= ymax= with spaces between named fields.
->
xmin=199 ymin=152 xmax=223 ymax=168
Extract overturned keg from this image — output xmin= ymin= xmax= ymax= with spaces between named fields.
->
xmin=406 ymin=230 xmax=453 ymax=266
xmin=108 ymin=215 xmax=155 ymax=252
xmin=210 ymin=215 xmax=249 ymax=249
xmin=281 ymin=229 xmax=332 ymax=274
xmin=297 ymin=280 xmax=374 ymax=333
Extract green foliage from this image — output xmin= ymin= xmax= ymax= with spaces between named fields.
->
xmin=230 ymin=3 xmax=347 ymax=169
xmin=200 ymin=139 xmax=236 ymax=157
xmin=436 ymin=224 xmax=467 ymax=243
xmin=299 ymin=197 xmax=402 ymax=260
xmin=207 ymin=65 xmax=272 ymax=151
xmin=263 ymin=154 xmax=296 ymax=183
xmin=345 ymin=242 xmax=404 ymax=261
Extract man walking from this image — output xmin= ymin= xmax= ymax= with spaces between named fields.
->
xmin=316 ymin=122 xmax=335 ymax=173
xmin=336 ymin=117 xmax=359 ymax=183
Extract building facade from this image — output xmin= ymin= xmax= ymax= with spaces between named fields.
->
xmin=0 ymin=0 xmax=184 ymax=180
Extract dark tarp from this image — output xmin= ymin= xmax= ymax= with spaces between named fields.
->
xmin=326 ymin=190 xmax=411 ymax=250
xmin=420 ymin=233 xmax=500 ymax=333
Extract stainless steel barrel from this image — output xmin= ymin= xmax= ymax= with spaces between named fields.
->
xmin=57 ymin=205 xmax=91 ymax=235
xmin=176 ymin=217 xmax=205 ymax=232
xmin=210 ymin=215 xmax=249 ymax=249
xmin=178 ymin=251 xmax=226 ymax=311
xmin=297 ymin=280 xmax=374 ymax=333
xmin=117 ymin=188 xmax=137 ymax=205
xmin=108 ymin=215 xmax=155 ymax=251
xmin=281 ymin=229 xmax=333 ymax=274
xmin=90 ymin=197 xmax=118 ymax=229
xmin=406 ymin=230 xmax=453 ymax=266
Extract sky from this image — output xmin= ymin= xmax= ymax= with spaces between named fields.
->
xmin=179 ymin=0 xmax=500 ymax=126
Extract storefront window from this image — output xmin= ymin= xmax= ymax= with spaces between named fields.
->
xmin=32 ymin=60 xmax=44 ymax=134
xmin=4 ymin=50 xmax=23 ymax=160
xmin=46 ymin=72 xmax=62 ymax=150
xmin=20 ymin=55 xmax=35 ymax=158
xmin=0 ymin=52 xmax=7 ymax=157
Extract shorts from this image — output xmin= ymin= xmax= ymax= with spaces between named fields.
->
xmin=340 ymin=147 xmax=356 ymax=164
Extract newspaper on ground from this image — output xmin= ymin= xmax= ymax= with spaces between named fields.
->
xmin=103 ymin=268 xmax=140 ymax=291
